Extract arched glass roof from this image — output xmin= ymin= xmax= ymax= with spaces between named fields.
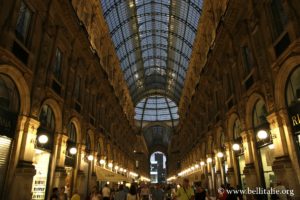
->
xmin=135 ymin=95 xmax=179 ymax=122
xmin=100 ymin=0 xmax=203 ymax=104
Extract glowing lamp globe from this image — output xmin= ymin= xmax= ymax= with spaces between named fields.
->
xmin=88 ymin=155 xmax=94 ymax=161
xmin=38 ymin=134 xmax=48 ymax=144
xmin=232 ymin=143 xmax=240 ymax=151
xmin=217 ymin=152 xmax=224 ymax=158
xmin=257 ymin=130 xmax=268 ymax=140
xmin=69 ymin=147 xmax=77 ymax=155
xmin=207 ymin=158 xmax=212 ymax=163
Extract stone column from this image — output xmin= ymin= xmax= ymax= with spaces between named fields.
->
xmin=200 ymin=165 xmax=208 ymax=188
xmin=9 ymin=117 xmax=40 ymax=200
xmin=72 ymin=143 xmax=82 ymax=195
xmin=206 ymin=154 xmax=214 ymax=196
xmin=269 ymin=111 xmax=300 ymax=198
xmin=225 ymin=141 xmax=236 ymax=186
xmin=214 ymin=154 xmax=222 ymax=190
xmin=89 ymin=151 xmax=98 ymax=190
xmin=53 ymin=133 xmax=68 ymax=189
xmin=241 ymin=131 xmax=257 ymax=200
xmin=76 ymin=144 xmax=87 ymax=198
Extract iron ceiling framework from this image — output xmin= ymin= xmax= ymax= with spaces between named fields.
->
xmin=101 ymin=0 xmax=203 ymax=122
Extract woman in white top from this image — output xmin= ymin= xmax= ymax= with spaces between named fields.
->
xmin=127 ymin=184 xmax=140 ymax=200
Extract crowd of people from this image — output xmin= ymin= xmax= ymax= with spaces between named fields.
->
xmin=49 ymin=178 xmax=293 ymax=200
xmin=50 ymin=178 xmax=261 ymax=200
xmin=49 ymin=178 xmax=212 ymax=200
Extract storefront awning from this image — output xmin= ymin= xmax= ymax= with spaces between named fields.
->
xmin=95 ymin=166 xmax=132 ymax=182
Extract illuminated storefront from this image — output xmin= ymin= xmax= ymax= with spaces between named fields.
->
xmin=64 ymin=122 xmax=78 ymax=197
xmin=31 ymin=105 xmax=55 ymax=200
xmin=253 ymin=99 xmax=275 ymax=199
xmin=0 ymin=74 xmax=20 ymax=198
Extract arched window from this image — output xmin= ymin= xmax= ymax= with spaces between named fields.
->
xmin=0 ymin=74 xmax=20 ymax=113
xmin=253 ymin=99 xmax=268 ymax=128
xmin=220 ymin=131 xmax=225 ymax=149
xmin=86 ymin=133 xmax=91 ymax=152
xmin=39 ymin=105 xmax=55 ymax=132
xmin=36 ymin=105 xmax=55 ymax=150
xmin=233 ymin=119 xmax=242 ymax=139
xmin=286 ymin=66 xmax=300 ymax=106
xmin=97 ymin=142 xmax=101 ymax=155
xmin=67 ymin=122 xmax=77 ymax=143
xmin=65 ymin=122 xmax=77 ymax=167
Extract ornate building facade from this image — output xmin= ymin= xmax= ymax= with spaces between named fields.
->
xmin=0 ymin=0 xmax=148 ymax=199
xmin=169 ymin=0 xmax=300 ymax=199
xmin=0 ymin=0 xmax=300 ymax=200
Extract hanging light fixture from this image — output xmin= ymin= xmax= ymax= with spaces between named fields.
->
xmin=69 ymin=147 xmax=77 ymax=155
xmin=87 ymin=155 xmax=94 ymax=161
xmin=217 ymin=152 xmax=224 ymax=158
xmin=38 ymin=134 xmax=49 ymax=144
xmin=232 ymin=143 xmax=240 ymax=151
xmin=257 ymin=130 xmax=268 ymax=140
xmin=200 ymin=161 xmax=205 ymax=166
xmin=108 ymin=162 xmax=113 ymax=168
xmin=207 ymin=158 xmax=212 ymax=163
xmin=99 ymin=159 xmax=106 ymax=165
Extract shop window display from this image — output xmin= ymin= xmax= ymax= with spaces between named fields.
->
xmin=32 ymin=104 xmax=55 ymax=200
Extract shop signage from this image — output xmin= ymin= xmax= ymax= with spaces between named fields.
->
xmin=287 ymin=103 xmax=300 ymax=135
xmin=0 ymin=108 xmax=18 ymax=138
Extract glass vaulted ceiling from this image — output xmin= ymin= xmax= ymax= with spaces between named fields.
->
xmin=101 ymin=0 xmax=203 ymax=122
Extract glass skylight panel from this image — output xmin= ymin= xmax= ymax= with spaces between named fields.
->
xmin=101 ymin=0 xmax=202 ymax=114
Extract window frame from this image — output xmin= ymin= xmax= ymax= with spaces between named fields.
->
xmin=269 ymin=0 xmax=288 ymax=40
xmin=52 ymin=48 xmax=63 ymax=83
xmin=15 ymin=0 xmax=34 ymax=46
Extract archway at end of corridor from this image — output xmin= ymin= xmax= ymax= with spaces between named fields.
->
xmin=150 ymin=151 xmax=167 ymax=183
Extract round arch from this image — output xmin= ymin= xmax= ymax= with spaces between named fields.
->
xmin=87 ymin=129 xmax=95 ymax=152
xmin=215 ymin=126 xmax=224 ymax=149
xmin=40 ymin=98 xmax=62 ymax=133
xmin=200 ymin=141 xmax=206 ymax=159
xmin=274 ymin=56 xmax=300 ymax=109
xmin=245 ymin=93 xmax=267 ymax=129
xmin=149 ymin=145 xmax=168 ymax=156
xmin=68 ymin=117 xmax=82 ymax=143
xmin=106 ymin=143 xmax=112 ymax=161
xmin=97 ymin=136 xmax=105 ymax=156
xmin=0 ymin=65 xmax=30 ymax=115
xmin=206 ymin=135 xmax=213 ymax=155
xmin=227 ymin=113 xmax=240 ymax=140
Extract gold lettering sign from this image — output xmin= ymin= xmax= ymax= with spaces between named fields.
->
xmin=291 ymin=114 xmax=300 ymax=126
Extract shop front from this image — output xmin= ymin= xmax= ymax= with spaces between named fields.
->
xmin=231 ymin=118 xmax=246 ymax=190
xmin=31 ymin=104 xmax=55 ymax=200
xmin=0 ymin=74 xmax=20 ymax=199
xmin=286 ymin=66 xmax=300 ymax=158
xmin=64 ymin=122 xmax=78 ymax=198
xmin=253 ymin=99 xmax=275 ymax=199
